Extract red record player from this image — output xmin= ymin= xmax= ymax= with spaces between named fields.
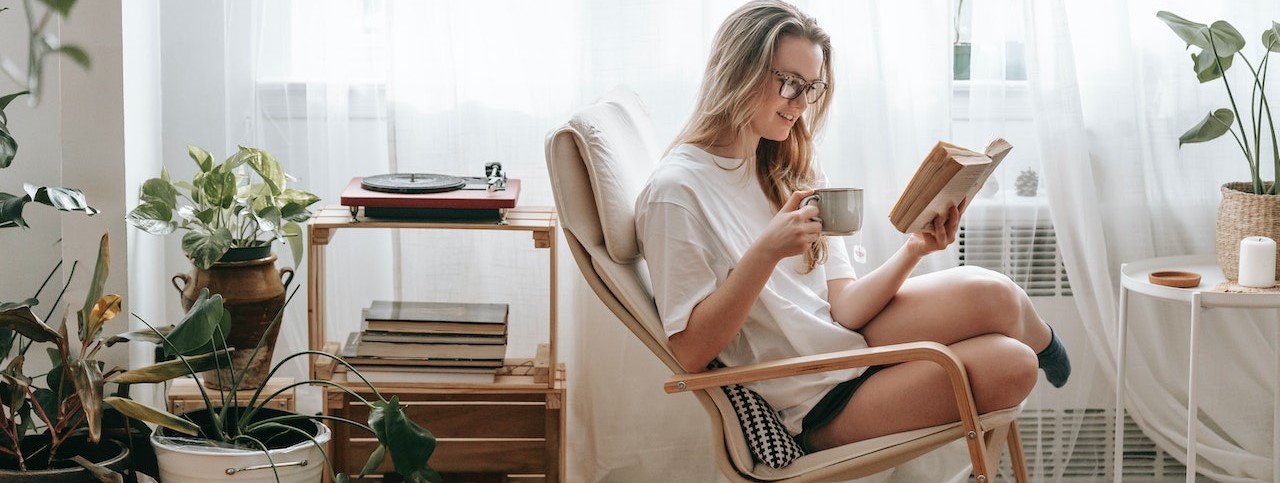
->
xmin=340 ymin=176 xmax=520 ymax=222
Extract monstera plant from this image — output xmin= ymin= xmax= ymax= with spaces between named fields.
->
xmin=1 ymin=1 xmax=96 ymax=229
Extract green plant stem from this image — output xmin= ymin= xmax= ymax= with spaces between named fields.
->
xmin=1264 ymin=42 xmax=1280 ymax=194
xmin=1242 ymin=52 xmax=1277 ymax=193
xmin=1211 ymin=33 xmax=1261 ymax=190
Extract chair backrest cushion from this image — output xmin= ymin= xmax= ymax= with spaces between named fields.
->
xmin=546 ymin=87 xmax=803 ymax=475
xmin=564 ymin=87 xmax=659 ymax=264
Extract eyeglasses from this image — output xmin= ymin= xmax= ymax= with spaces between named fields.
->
xmin=772 ymin=69 xmax=827 ymax=104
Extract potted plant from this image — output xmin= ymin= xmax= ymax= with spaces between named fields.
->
xmin=1158 ymin=12 xmax=1280 ymax=281
xmin=104 ymin=287 xmax=442 ymax=483
xmin=0 ymin=3 xmax=138 ymax=480
xmin=0 ymin=234 xmax=148 ymax=482
xmin=126 ymin=145 xmax=321 ymax=390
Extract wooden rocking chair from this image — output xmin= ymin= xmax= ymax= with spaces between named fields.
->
xmin=544 ymin=87 xmax=1029 ymax=482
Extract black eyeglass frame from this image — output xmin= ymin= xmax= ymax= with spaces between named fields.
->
xmin=771 ymin=69 xmax=828 ymax=104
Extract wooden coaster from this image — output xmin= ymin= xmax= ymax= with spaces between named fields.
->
xmin=1148 ymin=271 xmax=1201 ymax=288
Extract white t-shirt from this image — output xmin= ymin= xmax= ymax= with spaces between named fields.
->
xmin=634 ymin=143 xmax=868 ymax=434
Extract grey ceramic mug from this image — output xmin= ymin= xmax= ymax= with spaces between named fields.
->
xmin=801 ymin=188 xmax=863 ymax=236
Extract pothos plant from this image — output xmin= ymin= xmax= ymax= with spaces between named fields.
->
xmin=1158 ymin=11 xmax=1280 ymax=195
xmin=126 ymin=145 xmax=321 ymax=270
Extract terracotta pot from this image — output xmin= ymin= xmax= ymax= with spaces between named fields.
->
xmin=0 ymin=436 xmax=130 ymax=482
xmin=1215 ymin=182 xmax=1280 ymax=280
xmin=173 ymin=249 xmax=294 ymax=390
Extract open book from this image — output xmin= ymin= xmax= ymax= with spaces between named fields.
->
xmin=888 ymin=138 xmax=1013 ymax=233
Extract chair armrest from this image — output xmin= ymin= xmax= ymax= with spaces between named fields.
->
xmin=664 ymin=341 xmax=983 ymax=434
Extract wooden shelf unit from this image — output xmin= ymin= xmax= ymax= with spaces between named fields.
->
xmin=167 ymin=377 xmax=296 ymax=414
xmin=307 ymin=205 xmax=563 ymax=482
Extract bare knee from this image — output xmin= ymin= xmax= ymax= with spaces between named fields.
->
xmin=950 ymin=267 xmax=1025 ymax=335
xmin=965 ymin=336 xmax=1037 ymax=412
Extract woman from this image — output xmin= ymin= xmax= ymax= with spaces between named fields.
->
xmin=633 ymin=0 xmax=1069 ymax=452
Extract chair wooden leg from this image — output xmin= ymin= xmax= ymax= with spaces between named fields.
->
xmin=1006 ymin=420 xmax=1029 ymax=483
xmin=966 ymin=430 xmax=994 ymax=483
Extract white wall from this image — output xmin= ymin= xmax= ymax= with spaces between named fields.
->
xmin=60 ymin=0 xmax=129 ymax=373
xmin=123 ymin=0 xmax=164 ymax=404
xmin=0 ymin=2 xmax=66 ymax=311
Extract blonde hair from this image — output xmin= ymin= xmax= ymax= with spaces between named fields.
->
xmin=672 ymin=0 xmax=835 ymax=271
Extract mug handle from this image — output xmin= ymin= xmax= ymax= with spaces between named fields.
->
xmin=800 ymin=194 xmax=822 ymax=223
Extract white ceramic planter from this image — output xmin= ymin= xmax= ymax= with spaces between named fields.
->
xmin=151 ymin=420 xmax=331 ymax=483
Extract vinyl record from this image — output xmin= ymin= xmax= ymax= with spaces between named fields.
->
xmin=360 ymin=173 xmax=466 ymax=194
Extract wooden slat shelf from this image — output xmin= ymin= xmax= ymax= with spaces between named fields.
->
xmin=307 ymin=205 xmax=564 ymax=482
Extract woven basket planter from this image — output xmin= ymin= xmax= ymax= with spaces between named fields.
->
xmin=1216 ymin=182 xmax=1280 ymax=280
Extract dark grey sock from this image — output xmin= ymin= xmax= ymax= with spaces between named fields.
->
xmin=1037 ymin=326 xmax=1071 ymax=388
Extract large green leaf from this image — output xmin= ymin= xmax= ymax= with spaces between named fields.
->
xmin=1157 ymin=11 xmax=1209 ymax=49
xmin=196 ymin=169 xmax=237 ymax=210
xmin=183 ymin=227 xmax=233 ymax=270
xmin=278 ymin=188 xmax=321 ymax=209
xmin=282 ymin=221 xmax=304 ymax=267
xmin=1157 ymin=12 xmax=1246 ymax=57
xmin=242 ymin=147 xmax=286 ymax=195
xmin=1206 ymin=21 xmax=1246 ymax=57
xmin=1264 ymin=22 xmax=1280 ymax=53
xmin=139 ymin=177 xmax=178 ymax=208
xmin=0 ymin=327 xmax=12 ymax=360
xmin=126 ymin=201 xmax=176 ymax=235
xmin=28 ymin=184 xmax=99 ymax=215
xmin=0 ymin=126 xmax=15 ymax=169
xmin=0 ymin=192 xmax=27 ymax=228
xmin=188 ymin=145 xmax=214 ymax=173
xmin=255 ymin=205 xmax=282 ymax=232
xmin=162 ymin=289 xmax=230 ymax=356
xmin=103 ymin=396 xmax=199 ymax=436
xmin=369 ymin=397 xmax=441 ymax=483
xmin=0 ymin=91 xmax=28 ymax=126
xmin=279 ymin=202 xmax=311 ymax=223
xmin=105 ymin=324 xmax=174 ymax=347
xmin=107 ymin=349 xmax=233 ymax=384
xmin=71 ymin=359 xmax=104 ymax=443
xmin=0 ymin=305 xmax=60 ymax=342
xmin=1179 ymin=108 xmax=1235 ymax=145
xmin=1192 ymin=50 xmax=1234 ymax=83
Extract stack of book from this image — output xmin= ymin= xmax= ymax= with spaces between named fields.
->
xmin=341 ymin=300 xmax=509 ymax=384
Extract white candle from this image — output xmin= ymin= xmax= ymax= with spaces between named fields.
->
xmin=1238 ymin=236 xmax=1277 ymax=288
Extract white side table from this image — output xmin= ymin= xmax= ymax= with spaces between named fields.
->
xmin=1114 ymin=255 xmax=1280 ymax=483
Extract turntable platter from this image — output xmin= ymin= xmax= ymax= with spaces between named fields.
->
xmin=360 ymin=173 xmax=466 ymax=194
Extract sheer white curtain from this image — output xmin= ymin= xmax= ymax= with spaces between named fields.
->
xmin=175 ymin=0 xmax=1102 ymax=481
xmin=1033 ymin=0 xmax=1280 ymax=481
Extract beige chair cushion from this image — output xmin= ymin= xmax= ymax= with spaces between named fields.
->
xmin=563 ymin=87 xmax=659 ymax=264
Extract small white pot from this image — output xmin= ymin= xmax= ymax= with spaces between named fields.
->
xmin=151 ymin=419 xmax=332 ymax=483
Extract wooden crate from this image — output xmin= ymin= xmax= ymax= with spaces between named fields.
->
xmin=167 ymin=377 xmax=296 ymax=414
xmin=325 ymin=364 xmax=565 ymax=482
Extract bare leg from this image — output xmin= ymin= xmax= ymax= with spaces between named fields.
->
xmin=805 ymin=334 xmax=1037 ymax=449
xmin=859 ymin=265 xmax=1052 ymax=352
